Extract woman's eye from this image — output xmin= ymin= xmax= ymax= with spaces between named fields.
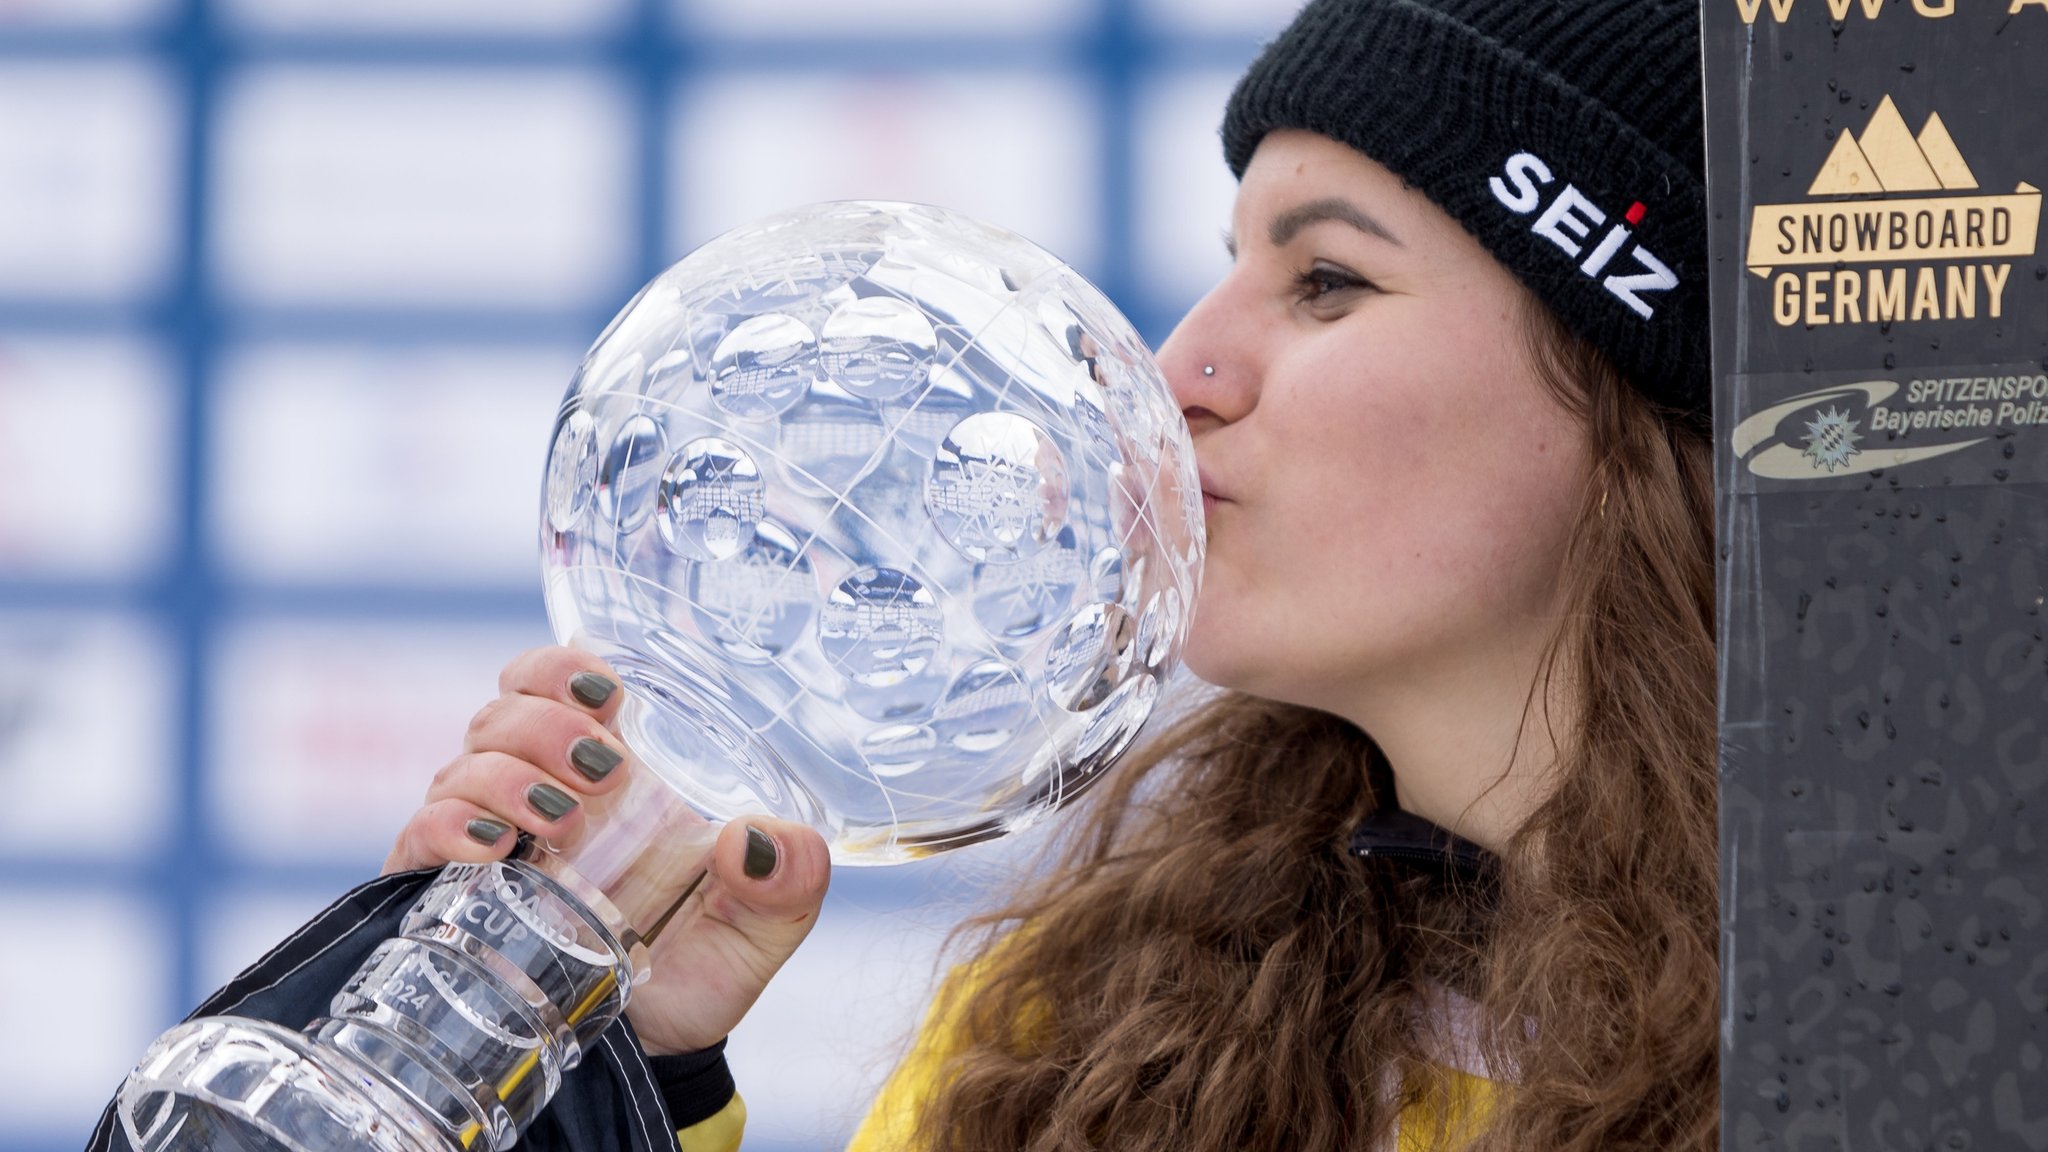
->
xmin=1292 ymin=263 xmax=1373 ymax=305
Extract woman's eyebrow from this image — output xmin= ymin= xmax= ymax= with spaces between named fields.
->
xmin=1269 ymin=197 xmax=1404 ymax=248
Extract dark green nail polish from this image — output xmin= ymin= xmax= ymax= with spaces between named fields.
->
xmin=744 ymin=825 xmax=778 ymax=880
xmin=569 ymin=738 xmax=622 ymax=782
xmin=527 ymin=782 xmax=578 ymax=821
xmin=569 ymin=672 xmax=617 ymax=709
xmin=466 ymin=817 xmax=510 ymax=846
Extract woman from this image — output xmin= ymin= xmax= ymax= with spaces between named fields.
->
xmin=388 ymin=0 xmax=1719 ymax=1147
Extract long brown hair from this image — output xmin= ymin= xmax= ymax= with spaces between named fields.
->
xmin=911 ymin=298 xmax=1718 ymax=1151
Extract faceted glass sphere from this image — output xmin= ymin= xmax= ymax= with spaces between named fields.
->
xmin=541 ymin=201 xmax=1203 ymax=864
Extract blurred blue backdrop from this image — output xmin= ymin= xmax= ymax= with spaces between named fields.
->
xmin=0 ymin=1 xmax=1292 ymax=1147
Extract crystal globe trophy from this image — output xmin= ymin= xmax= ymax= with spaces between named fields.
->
xmin=115 ymin=201 xmax=1203 ymax=1151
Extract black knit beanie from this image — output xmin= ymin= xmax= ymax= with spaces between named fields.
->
xmin=1223 ymin=0 xmax=1709 ymax=423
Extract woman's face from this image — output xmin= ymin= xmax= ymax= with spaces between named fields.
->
xmin=1157 ymin=130 xmax=1590 ymax=717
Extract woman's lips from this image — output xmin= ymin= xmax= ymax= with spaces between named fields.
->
xmin=1198 ymin=468 xmax=1230 ymax=511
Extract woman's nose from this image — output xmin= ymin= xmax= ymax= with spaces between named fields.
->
xmin=1156 ymin=284 xmax=1255 ymax=429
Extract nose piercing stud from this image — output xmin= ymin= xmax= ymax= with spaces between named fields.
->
xmin=1203 ymin=364 xmax=1215 ymax=376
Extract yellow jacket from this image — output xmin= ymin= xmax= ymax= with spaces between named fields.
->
xmin=671 ymin=961 xmax=1498 ymax=1152
xmin=845 ymin=972 xmax=1498 ymax=1152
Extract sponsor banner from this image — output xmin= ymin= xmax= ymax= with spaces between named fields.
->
xmin=0 ymin=889 xmax=166 ymax=1137
xmin=1706 ymin=0 xmax=2048 ymax=1146
xmin=1726 ymin=364 xmax=2048 ymax=489
xmin=672 ymin=72 xmax=1102 ymax=277
xmin=209 ymin=618 xmax=545 ymax=866
xmin=215 ymin=65 xmax=633 ymax=309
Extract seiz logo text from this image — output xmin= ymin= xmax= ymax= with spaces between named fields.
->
xmin=1489 ymin=151 xmax=1678 ymax=320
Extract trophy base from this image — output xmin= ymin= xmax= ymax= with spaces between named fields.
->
xmin=119 ymin=855 xmax=657 ymax=1152
xmin=121 ymin=1017 xmax=448 ymax=1152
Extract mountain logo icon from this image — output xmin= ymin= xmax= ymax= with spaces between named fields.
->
xmin=1807 ymin=96 xmax=1977 ymax=196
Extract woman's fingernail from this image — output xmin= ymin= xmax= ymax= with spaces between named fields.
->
xmin=527 ymin=782 xmax=579 ymax=821
xmin=569 ymin=672 xmax=617 ymax=709
xmin=569 ymin=738 xmax=623 ymax=782
xmin=466 ymin=817 xmax=511 ymax=846
xmin=743 ymin=825 xmax=779 ymax=880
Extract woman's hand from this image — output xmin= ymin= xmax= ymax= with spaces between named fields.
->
xmin=385 ymin=645 xmax=832 ymax=1056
